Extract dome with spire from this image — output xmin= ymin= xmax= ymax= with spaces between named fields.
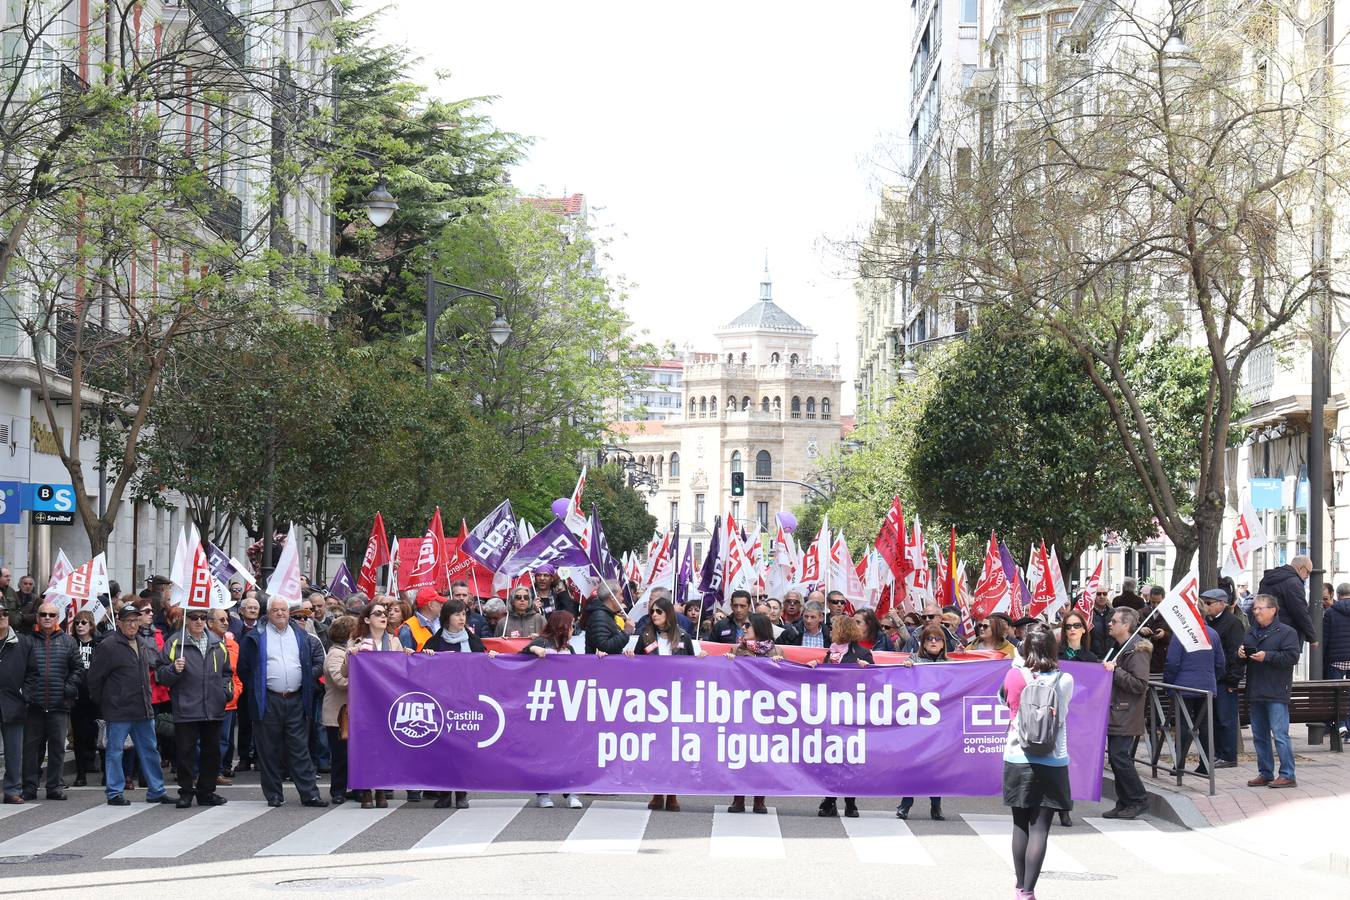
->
xmin=721 ymin=257 xmax=812 ymax=333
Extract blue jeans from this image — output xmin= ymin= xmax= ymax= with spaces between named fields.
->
xmin=1249 ymin=701 xmax=1295 ymax=781
xmin=0 ymin=720 xmax=23 ymax=798
xmin=105 ymin=719 xmax=167 ymax=800
xmin=1213 ymin=687 xmax=1239 ymax=763
xmin=1326 ymin=668 xmax=1350 ymax=732
xmin=220 ymin=710 xmax=236 ymax=768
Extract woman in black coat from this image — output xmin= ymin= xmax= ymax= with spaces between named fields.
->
xmin=424 ymin=600 xmax=494 ymax=810
xmin=624 ymin=598 xmax=700 ymax=813
xmin=582 ymin=586 xmax=629 ymax=655
xmin=808 ymin=613 xmax=873 ymax=818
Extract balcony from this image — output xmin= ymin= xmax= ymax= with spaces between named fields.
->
xmin=60 ymin=65 xmax=88 ymax=128
xmin=185 ymin=0 xmax=246 ymax=68
xmin=1241 ymin=342 xmax=1275 ymax=405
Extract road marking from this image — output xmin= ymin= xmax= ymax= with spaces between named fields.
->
xmin=560 ymin=800 xmax=651 ymax=855
xmin=0 ymin=804 xmax=36 ymax=824
xmin=256 ymin=800 xmax=404 ymax=856
xmin=711 ymin=805 xmax=784 ymax=859
xmin=960 ymin=813 xmax=1086 ymax=873
xmin=409 ymin=799 xmax=526 ymax=856
xmin=840 ymin=810 xmax=936 ymax=865
xmin=1085 ymin=817 xmax=1232 ymax=873
xmin=108 ymin=801 xmax=271 ymax=858
xmin=0 ymin=804 xmax=151 ymax=856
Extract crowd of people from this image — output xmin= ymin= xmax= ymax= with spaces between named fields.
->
xmin=0 ymin=555 xmax=1342 ymax=896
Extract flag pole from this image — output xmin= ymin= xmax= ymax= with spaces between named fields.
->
xmin=1103 ymin=606 xmax=1159 ymax=662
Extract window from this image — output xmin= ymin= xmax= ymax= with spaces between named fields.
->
xmin=726 ymin=396 xmax=737 ymax=412
xmin=791 ymin=396 xmax=801 ymax=419
xmin=821 ymin=398 xmax=831 ymax=419
xmin=695 ymin=493 xmax=705 ymax=526
xmin=806 ymin=397 xmax=816 ymax=419
xmin=670 ymin=502 xmax=679 ymax=531
xmin=755 ymin=450 xmax=772 ymax=478
xmin=727 ymin=353 xmax=734 ymax=363
xmin=789 ymin=353 xmax=800 ymax=365
xmin=773 ymin=396 xmax=781 ymax=412
xmin=669 ymin=452 xmax=680 ymax=478
xmin=742 ymin=395 xmax=751 ymax=410
xmin=656 ymin=456 xmax=663 ymax=478
xmin=740 ymin=352 xmax=748 ymax=364
xmin=757 ymin=502 xmax=769 ymax=530
xmin=699 ymin=397 xmax=707 ymax=417
xmin=1050 ymin=10 xmax=1074 ymax=53
xmin=687 ymin=398 xmax=695 ymax=419
xmin=770 ymin=352 xmax=780 ymax=364
xmin=1019 ymin=15 xmax=1043 ymax=86
xmin=730 ymin=450 xmax=742 ymax=474
xmin=761 ymin=396 xmax=770 ymax=412
xmin=710 ymin=396 xmax=718 ymax=416
xmin=731 ymin=500 xmax=741 ymax=520
xmin=960 ymin=0 xmax=977 ymax=22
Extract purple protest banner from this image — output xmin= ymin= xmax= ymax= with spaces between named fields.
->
xmin=348 ymin=654 xmax=1109 ymax=798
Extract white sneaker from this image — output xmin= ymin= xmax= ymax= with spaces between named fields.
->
xmin=536 ymin=793 xmax=554 ymax=809
xmin=566 ymin=794 xmax=583 ymax=809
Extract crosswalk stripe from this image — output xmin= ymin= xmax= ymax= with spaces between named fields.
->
xmin=0 ymin=804 xmax=36 ymax=824
xmin=409 ymin=799 xmax=526 ymax=855
xmin=1085 ymin=817 xmax=1232 ymax=873
xmin=107 ymin=801 xmax=271 ymax=858
xmin=711 ymin=806 xmax=784 ymax=859
xmin=0 ymin=803 xmax=151 ymax=857
xmin=256 ymin=800 xmax=405 ymax=856
xmin=561 ymin=800 xmax=651 ymax=855
xmin=960 ymin=813 xmax=1086 ymax=873
xmin=840 ymin=810 xmax=936 ymax=866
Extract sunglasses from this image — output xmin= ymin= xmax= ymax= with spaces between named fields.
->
xmin=923 ymin=614 xmax=940 ymax=620
xmin=924 ymin=636 xmax=944 ymax=643
xmin=976 ymin=623 xmax=990 ymax=632
xmin=828 ymin=600 xmax=845 ymax=606
xmin=512 ymin=595 xmax=530 ymax=601
xmin=291 ymin=612 xmax=311 ymax=620
xmin=882 ymin=624 xmax=898 ymax=632
xmin=186 ymin=613 xmax=208 ymax=621
xmin=368 ymin=609 xmax=387 ymax=617
xmin=1065 ymin=623 xmax=1085 ymax=630
xmin=38 ymin=612 xmax=59 ymax=619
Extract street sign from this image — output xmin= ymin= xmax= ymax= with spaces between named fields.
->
xmin=0 ymin=482 xmax=22 ymax=524
xmin=31 ymin=510 xmax=75 ymax=525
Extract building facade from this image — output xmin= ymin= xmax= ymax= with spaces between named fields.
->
xmin=613 ymin=265 xmax=845 ymax=560
xmin=618 ymin=359 xmax=685 ymax=422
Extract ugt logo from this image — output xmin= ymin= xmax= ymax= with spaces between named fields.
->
xmin=963 ymin=696 xmax=1011 ymax=734
xmin=388 ymin=691 xmax=444 ymax=748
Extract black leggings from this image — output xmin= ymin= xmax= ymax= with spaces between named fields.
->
xmin=1011 ymin=806 xmax=1055 ymax=891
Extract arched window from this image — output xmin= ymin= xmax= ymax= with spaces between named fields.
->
xmin=656 ymin=456 xmax=663 ymax=478
xmin=821 ymin=398 xmax=831 ymax=419
xmin=710 ymin=396 xmax=718 ymax=416
xmin=730 ymin=450 xmax=742 ymax=474
xmin=687 ymin=397 xmax=695 ymax=419
xmin=727 ymin=353 xmax=734 ymax=364
xmin=790 ymin=396 xmax=801 ymax=419
xmin=789 ymin=353 xmax=800 ymax=366
xmin=806 ymin=397 xmax=816 ymax=419
xmin=772 ymin=396 xmax=781 ymax=411
xmin=740 ymin=352 xmax=748 ymax=364
xmin=699 ymin=397 xmax=707 ymax=417
xmin=742 ymin=395 xmax=751 ymax=411
xmin=770 ymin=352 xmax=780 ymax=364
xmin=726 ymin=396 xmax=737 ymax=412
xmin=755 ymin=450 xmax=772 ymax=478
xmin=761 ymin=396 xmax=770 ymax=412
xmin=670 ymin=452 xmax=681 ymax=478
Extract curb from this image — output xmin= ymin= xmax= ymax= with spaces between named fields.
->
xmin=1100 ymin=771 xmax=1211 ymax=830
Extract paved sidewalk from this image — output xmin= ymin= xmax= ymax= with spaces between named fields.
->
xmin=1130 ymin=725 xmax=1349 ymax=874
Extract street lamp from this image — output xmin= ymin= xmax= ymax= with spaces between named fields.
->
xmin=362 ymin=175 xmax=398 ymax=227
xmin=425 ymin=273 xmax=512 ymax=390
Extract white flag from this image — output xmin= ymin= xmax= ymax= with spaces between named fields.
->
xmin=1045 ymin=546 xmax=1071 ymax=621
xmin=1155 ymin=566 xmax=1212 ymax=652
xmin=169 ymin=527 xmax=189 ymax=607
xmin=1221 ymin=496 xmax=1267 ymax=580
xmin=564 ymin=466 xmax=589 ymax=536
xmin=266 ymin=525 xmax=305 ymax=608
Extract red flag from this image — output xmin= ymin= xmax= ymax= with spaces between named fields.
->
xmin=874 ymin=497 xmax=910 ymax=582
xmin=406 ymin=507 xmax=448 ymax=591
xmin=1076 ymin=559 xmax=1103 ymax=630
xmin=1027 ymin=541 xmax=1057 ymax=618
xmin=971 ymin=532 xmax=1009 ymax=621
xmin=356 ymin=512 xmax=390 ymax=598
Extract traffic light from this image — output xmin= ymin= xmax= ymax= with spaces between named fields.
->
xmin=731 ymin=471 xmax=745 ymax=497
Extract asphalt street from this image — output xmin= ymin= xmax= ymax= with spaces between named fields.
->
xmin=0 ymin=774 xmax=1339 ymax=899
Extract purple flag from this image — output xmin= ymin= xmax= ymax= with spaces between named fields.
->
xmin=498 ymin=517 xmax=592 ymax=578
xmin=675 ymin=538 xmax=694 ymax=605
xmin=697 ymin=515 xmax=722 ymax=617
xmin=461 ymin=500 xmax=519 ymax=572
xmin=328 ymin=562 xmax=357 ymax=601
xmin=204 ymin=540 xmax=239 ymax=585
xmin=348 ymin=654 xmax=1110 ymax=799
xmin=588 ymin=506 xmax=617 ymax=580
xmin=998 ymin=541 xmax=1031 ymax=611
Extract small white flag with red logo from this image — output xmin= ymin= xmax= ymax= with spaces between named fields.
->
xmin=1156 ymin=565 xmax=1211 ymax=652
xmin=1220 ymin=496 xmax=1266 ymax=580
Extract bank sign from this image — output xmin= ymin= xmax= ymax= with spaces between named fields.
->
xmin=0 ymin=482 xmax=77 ymax=525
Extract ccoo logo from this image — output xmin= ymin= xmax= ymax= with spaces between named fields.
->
xmin=962 ymin=695 xmax=1012 ymax=735
xmin=388 ymin=691 xmax=445 ymax=748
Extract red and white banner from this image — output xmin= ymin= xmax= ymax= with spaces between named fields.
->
xmin=1076 ymin=559 xmax=1103 ymax=630
xmin=1221 ymin=496 xmax=1267 ymax=581
xmin=357 ymin=512 xmax=390 ymax=598
xmin=1027 ymin=542 xmax=1056 ymax=618
xmin=971 ymin=532 xmax=1010 ymax=621
xmin=564 ymin=467 xmax=589 ymax=536
xmin=265 ymin=525 xmax=305 ymax=607
xmin=1155 ymin=566 xmax=1211 ymax=652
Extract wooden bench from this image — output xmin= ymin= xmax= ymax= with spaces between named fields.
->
xmin=1237 ymin=680 xmax=1349 ymax=752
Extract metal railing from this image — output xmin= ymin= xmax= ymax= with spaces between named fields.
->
xmin=1135 ymin=680 xmax=1216 ymax=795
xmin=185 ymin=0 xmax=246 ymax=68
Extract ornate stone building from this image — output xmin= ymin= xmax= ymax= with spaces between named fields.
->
xmin=612 ymin=264 xmax=845 ymax=561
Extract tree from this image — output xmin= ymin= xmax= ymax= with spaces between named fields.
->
xmin=901 ymin=2 xmax=1349 ymax=584
xmin=586 ymin=465 xmax=658 ymax=559
xmin=2 ymin=2 xmax=339 ymax=554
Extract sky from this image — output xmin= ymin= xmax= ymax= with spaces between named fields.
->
xmin=367 ymin=1 xmax=907 ymax=413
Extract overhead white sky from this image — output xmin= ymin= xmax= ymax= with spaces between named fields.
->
xmin=367 ymin=1 xmax=906 ymax=413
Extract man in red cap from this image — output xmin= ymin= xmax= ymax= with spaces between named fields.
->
xmin=399 ymin=588 xmax=444 ymax=650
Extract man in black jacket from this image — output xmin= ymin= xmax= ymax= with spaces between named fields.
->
xmin=156 ymin=609 xmax=232 ymax=809
xmin=89 ymin=605 xmax=175 ymax=805
xmin=1256 ymin=556 xmax=1316 ymax=645
xmin=583 ymin=588 xmax=629 ymax=655
xmin=1240 ymin=594 xmax=1302 ymax=788
xmin=1202 ymin=588 xmax=1245 ymax=768
xmin=708 ymin=590 xmax=753 ymax=643
xmin=1088 ymin=587 xmax=1114 ymax=658
xmin=22 ymin=602 xmax=82 ymax=801
xmin=0 ymin=609 xmax=30 ymax=803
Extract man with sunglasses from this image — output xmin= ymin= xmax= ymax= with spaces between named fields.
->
xmin=21 ymin=603 xmax=82 ymax=801
xmin=156 ymin=607 xmax=232 ymax=808
xmin=902 ymin=602 xmax=960 ymax=653
xmin=1089 ymin=589 xmax=1114 ymax=657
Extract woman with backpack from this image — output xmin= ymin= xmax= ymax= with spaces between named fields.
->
xmin=1001 ymin=627 xmax=1075 ymax=900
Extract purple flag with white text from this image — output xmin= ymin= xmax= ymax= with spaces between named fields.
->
xmin=461 ymin=500 xmax=520 ymax=572
xmin=498 ymin=517 xmax=593 ymax=578
xmin=205 ymin=540 xmax=239 ymax=585
xmin=697 ymin=515 xmax=722 ymax=616
xmin=328 ymin=562 xmax=356 ymax=600
xmin=675 ymin=538 xmax=694 ymax=605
